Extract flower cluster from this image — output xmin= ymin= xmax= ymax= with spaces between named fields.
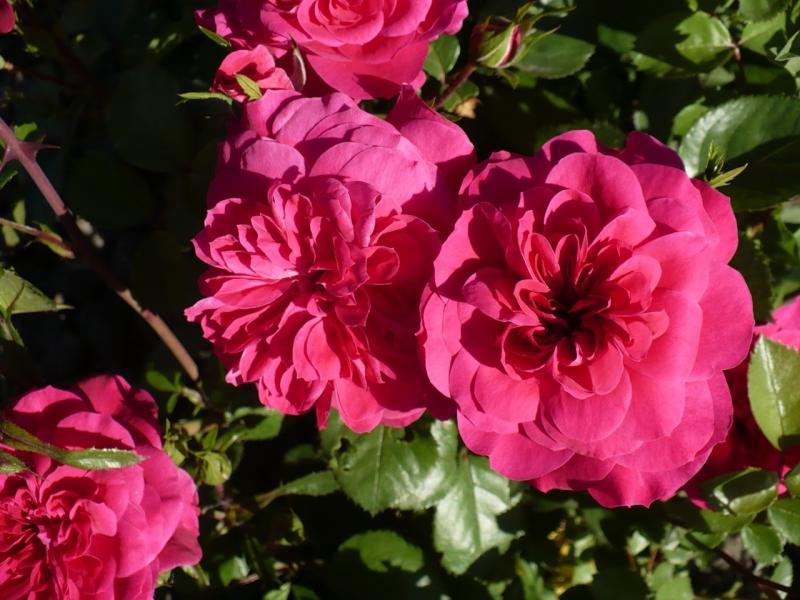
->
xmin=188 ymin=80 xmax=756 ymax=506
xmin=197 ymin=0 xmax=469 ymax=100
xmin=0 ymin=376 xmax=201 ymax=599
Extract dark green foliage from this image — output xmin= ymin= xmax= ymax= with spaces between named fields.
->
xmin=3 ymin=0 xmax=800 ymax=598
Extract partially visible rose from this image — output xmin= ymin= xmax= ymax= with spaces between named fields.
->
xmin=196 ymin=0 xmax=469 ymax=99
xmin=420 ymin=130 xmax=754 ymax=507
xmin=0 ymin=0 xmax=14 ymax=34
xmin=0 ymin=376 xmax=201 ymax=599
xmin=687 ymin=297 xmax=800 ymax=503
xmin=212 ymin=45 xmax=294 ymax=102
xmin=187 ymin=88 xmax=474 ymax=432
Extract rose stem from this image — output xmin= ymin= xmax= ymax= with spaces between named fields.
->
xmin=434 ymin=62 xmax=477 ymax=110
xmin=0 ymin=115 xmax=200 ymax=383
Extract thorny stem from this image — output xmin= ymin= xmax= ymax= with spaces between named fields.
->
xmin=0 ymin=115 xmax=201 ymax=383
xmin=434 ymin=62 xmax=477 ymax=110
xmin=0 ymin=217 xmax=75 ymax=259
xmin=685 ymin=532 xmax=796 ymax=598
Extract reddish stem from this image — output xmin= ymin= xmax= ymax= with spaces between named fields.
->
xmin=434 ymin=62 xmax=477 ymax=110
xmin=0 ymin=116 xmax=200 ymax=383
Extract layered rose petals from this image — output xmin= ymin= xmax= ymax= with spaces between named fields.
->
xmin=420 ymin=130 xmax=754 ymax=507
xmin=197 ymin=0 xmax=468 ymax=99
xmin=0 ymin=376 xmax=201 ymax=600
xmin=187 ymin=89 xmax=474 ymax=432
xmin=688 ymin=297 xmax=800 ymax=502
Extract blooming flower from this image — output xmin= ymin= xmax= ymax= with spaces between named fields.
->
xmin=420 ymin=130 xmax=754 ymax=507
xmin=687 ymin=297 xmax=800 ymax=502
xmin=196 ymin=0 xmax=469 ymax=99
xmin=0 ymin=0 xmax=14 ymax=34
xmin=186 ymin=88 xmax=474 ymax=432
xmin=0 ymin=376 xmax=201 ymax=599
xmin=212 ymin=45 xmax=294 ymax=102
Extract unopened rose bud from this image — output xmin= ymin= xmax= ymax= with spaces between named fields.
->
xmin=470 ymin=18 xmax=522 ymax=68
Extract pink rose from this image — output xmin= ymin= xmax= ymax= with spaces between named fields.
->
xmin=212 ymin=45 xmax=294 ymax=102
xmin=186 ymin=88 xmax=474 ymax=432
xmin=0 ymin=376 xmax=201 ymax=599
xmin=420 ymin=130 xmax=754 ymax=507
xmin=687 ymin=298 xmax=800 ymax=503
xmin=197 ymin=0 xmax=469 ymax=99
xmin=0 ymin=0 xmax=14 ymax=34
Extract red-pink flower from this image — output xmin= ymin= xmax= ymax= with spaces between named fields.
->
xmin=212 ymin=45 xmax=294 ymax=102
xmin=688 ymin=297 xmax=800 ymax=502
xmin=0 ymin=376 xmax=201 ymax=599
xmin=186 ymin=88 xmax=474 ymax=432
xmin=197 ymin=0 xmax=468 ymax=99
xmin=0 ymin=0 xmax=14 ymax=34
xmin=420 ymin=130 xmax=754 ymax=507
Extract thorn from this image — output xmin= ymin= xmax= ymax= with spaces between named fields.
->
xmin=0 ymin=140 xmax=58 ymax=170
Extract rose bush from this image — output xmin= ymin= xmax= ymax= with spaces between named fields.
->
xmin=212 ymin=45 xmax=294 ymax=102
xmin=0 ymin=0 xmax=14 ymax=34
xmin=688 ymin=297 xmax=800 ymax=500
xmin=0 ymin=376 xmax=201 ymax=599
xmin=420 ymin=130 xmax=754 ymax=507
xmin=197 ymin=0 xmax=469 ymax=99
xmin=186 ymin=88 xmax=474 ymax=432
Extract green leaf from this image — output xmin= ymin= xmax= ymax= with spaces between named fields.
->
xmin=748 ymin=337 xmax=800 ymax=450
xmin=708 ymin=163 xmax=748 ymax=188
xmin=278 ymin=471 xmax=339 ymax=497
xmin=146 ymin=370 xmax=178 ymax=392
xmin=197 ymin=451 xmax=233 ymax=485
xmin=263 ymin=585 xmax=291 ymax=600
xmin=0 ymin=420 xmax=143 ymax=470
xmin=198 ymin=25 xmax=231 ymax=48
xmin=772 ymin=555 xmax=794 ymax=588
xmin=0 ymin=267 xmax=66 ymax=316
xmin=654 ymin=574 xmax=693 ymax=600
xmin=424 ymin=35 xmax=461 ymax=82
xmin=330 ymin=418 xmax=458 ymax=515
xmin=257 ymin=471 xmax=340 ymax=508
xmin=515 ymin=33 xmax=595 ymax=79
xmin=433 ymin=453 xmax=521 ymax=574
xmin=234 ymin=74 xmax=263 ymax=101
xmin=442 ymin=79 xmax=480 ymax=113
xmin=740 ymin=11 xmax=786 ymax=55
xmin=0 ymin=167 xmax=16 ymax=191
xmin=768 ymin=498 xmax=800 ymax=544
xmin=61 ymin=447 xmax=146 ymax=470
xmin=740 ymin=0 xmax=788 ymax=21
xmin=224 ymin=407 xmax=284 ymax=444
xmin=339 ymin=531 xmax=423 ymax=573
xmin=774 ymin=30 xmax=800 ymax=61
xmin=679 ymin=95 xmax=800 ymax=177
xmin=730 ymin=234 xmax=773 ymax=322
xmin=632 ymin=12 xmax=733 ymax=76
xmin=742 ymin=523 xmax=784 ymax=565
xmin=178 ymin=91 xmax=234 ymax=106
xmin=219 ymin=555 xmax=249 ymax=587
xmin=0 ymin=450 xmax=27 ymax=474
xmin=514 ymin=556 xmax=558 ymax=600
xmin=702 ymin=468 xmax=779 ymax=515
